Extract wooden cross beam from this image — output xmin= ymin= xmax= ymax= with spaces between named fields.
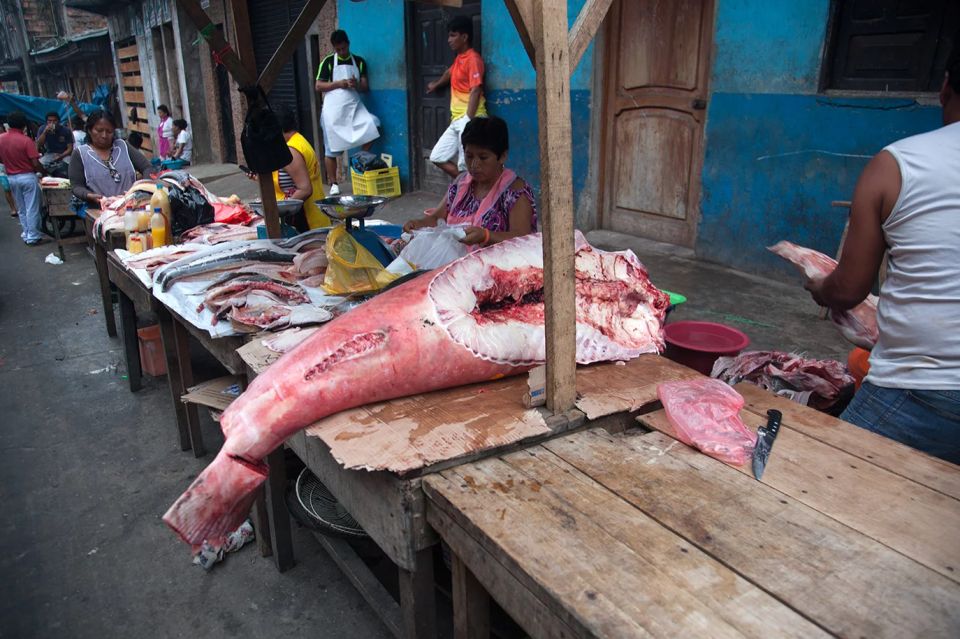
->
xmin=503 ymin=0 xmax=615 ymax=413
xmin=176 ymin=0 xmax=323 ymax=239
xmin=505 ymin=0 xmax=613 ymax=75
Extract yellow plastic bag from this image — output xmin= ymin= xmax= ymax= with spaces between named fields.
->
xmin=322 ymin=225 xmax=389 ymax=294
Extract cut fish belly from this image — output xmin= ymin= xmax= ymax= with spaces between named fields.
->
xmin=163 ymin=232 xmax=670 ymax=549
xmin=768 ymin=241 xmax=879 ymax=349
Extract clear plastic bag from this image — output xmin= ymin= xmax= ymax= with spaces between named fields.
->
xmin=399 ymin=222 xmax=468 ymax=270
xmin=322 ymin=225 xmax=387 ymax=294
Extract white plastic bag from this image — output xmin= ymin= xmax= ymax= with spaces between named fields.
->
xmin=399 ymin=222 xmax=468 ymax=270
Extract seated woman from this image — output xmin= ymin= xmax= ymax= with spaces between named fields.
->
xmin=272 ymin=105 xmax=330 ymax=230
xmin=403 ymin=116 xmax=536 ymax=248
xmin=69 ymin=110 xmax=152 ymax=208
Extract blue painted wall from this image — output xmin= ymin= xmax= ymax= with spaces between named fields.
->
xmin=700 ymin=0 xmax=943 ymax=278
xmin=337 ymin=0 xmax=411 ymax=184
xmin=337 ymin=0 xmax=595 ymax=201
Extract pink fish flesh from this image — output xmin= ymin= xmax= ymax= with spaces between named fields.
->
xmin=767 ymin=241 xmax=879 ymax=349
xmin=658 ymin=378 xmax=756 ymax=465
xmin=200 ymin=276 xmax=308 ymax=314
xmin=163 ymin=232 xmax=670 ymax=547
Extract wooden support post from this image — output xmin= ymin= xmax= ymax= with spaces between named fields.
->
xmin=503 ymin=0 xmax=536 ymax=67
xmin=568 ymin=0 xmax=615 ymax=73
xmin=535 ymin=0 xmax=578 ymax=413
xmin=399 ymin=547 xmax=437 ymax=639
xmin=452 ymin=554 xmax=490 ymax=639
xmin=258 ymin=0 xmax=328 ymax=93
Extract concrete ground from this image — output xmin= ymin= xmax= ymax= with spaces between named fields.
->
xmin=0 ymin=169 xmax=848 ymax=637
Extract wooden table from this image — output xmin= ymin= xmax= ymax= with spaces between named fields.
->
xmin=41 ymin=187 xmax=80 ymax=261
xmin=425 ymin=382 xmax=960 ymax=638
xmin=258 ymin=355 xmax=699 ymax=639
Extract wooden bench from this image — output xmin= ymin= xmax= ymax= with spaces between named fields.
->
xmin=425 ymin=385 xmax=960 ymax=638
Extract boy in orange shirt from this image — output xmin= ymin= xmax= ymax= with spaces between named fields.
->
xmin=427 ymin=16 xmax=487 ymax=178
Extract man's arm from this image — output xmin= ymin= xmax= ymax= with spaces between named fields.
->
xmin=36 ymin=127 xmax=49 ymax=151
xmin=427 ymin=68 xmax=451 ymax=93
xmin=807 ymin=151 xmax=899 ymax=310
xmin=466 ymin=87 xmax=482 ymax=119
xmin=56 ymin=141 xmax=73 ymax=162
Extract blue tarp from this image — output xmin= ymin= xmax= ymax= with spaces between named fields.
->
xmin=0 ymin=93 xmax=101 ymax=124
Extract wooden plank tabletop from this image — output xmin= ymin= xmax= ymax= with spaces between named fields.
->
xmin=425 ymin=388 xmax=960 ymax=638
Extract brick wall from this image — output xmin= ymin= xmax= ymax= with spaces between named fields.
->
xmin=65 ymin=7 xmax=107 ymax=36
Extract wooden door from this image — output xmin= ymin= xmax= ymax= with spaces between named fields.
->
xmin=409 ymin=0 xmax=481 ymax=194
xmin=600 ymin=0 xmax=715 ymax=247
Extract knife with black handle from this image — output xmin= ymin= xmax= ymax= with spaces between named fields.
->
xmin=752 ymin=409 xmax=783 ymax=480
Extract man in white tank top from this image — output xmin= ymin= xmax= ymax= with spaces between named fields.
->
xmin=806 ymin=44 xmax=960 ymax=464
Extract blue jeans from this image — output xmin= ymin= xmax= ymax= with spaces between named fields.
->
xmin=841 ymin=381 xmax=960 ymax=464
xmin=9 ymin=172 xmax=42 ymax=242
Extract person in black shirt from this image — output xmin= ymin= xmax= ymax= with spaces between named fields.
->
xmin=36 ymin=111 xmax=73 ymax=167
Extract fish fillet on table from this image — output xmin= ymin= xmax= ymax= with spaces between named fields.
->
xmin=163 ymin=232 xmax=671 ymax=549
xmin=768 ymin=241 xmax=879 ymax=349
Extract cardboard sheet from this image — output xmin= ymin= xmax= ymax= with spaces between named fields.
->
xmin=181 ymin=375 xmax=244 ymax=410
xmin=306 ymin=376 xmax=550 ymax=473
xmin=574 ymin=355 xmax=702 ymax=419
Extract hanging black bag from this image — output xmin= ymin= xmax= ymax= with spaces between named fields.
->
xmin=239 ymin=85 xmax=292 ymax=173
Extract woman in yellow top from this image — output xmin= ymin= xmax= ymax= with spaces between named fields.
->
xmin=271 ymin=105 xmax=330 ymax=229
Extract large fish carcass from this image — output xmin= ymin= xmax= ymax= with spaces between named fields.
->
xmin=164 ymin=232 xmax=671 ymax=548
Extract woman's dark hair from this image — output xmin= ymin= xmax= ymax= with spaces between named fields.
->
xmin=127 ymin=132 xmax=144 ymax=149
xmin=461 ymin=116 xmax=509 ymax=158
xmin=7 ymin=111 xmax=28 ymax=130
xmin=447 ymin=16 xmax=473 ymax=44
xmin=157 ymin=104 xmax=170 ymax=116
xmin=84 ymin=109 xmax=117 ymax=133
xmin=173 ymin=119 xmax=188 ymax=130
xmin=275 ymin=104 xmax=298 ymax=133
xmin=330 ymin=29 xmax=349 ymax=45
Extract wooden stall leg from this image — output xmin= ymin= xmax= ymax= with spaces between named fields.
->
xmin=157 ymin=308 xmax=191 ymax=451
xmin=117 ymin=291 xmax=143 ymax=392
xmin=51 ymin=216 xmax=65 ymax=262
xmin=172 ymin=317 xmax=205 ymax=457
xmin=265 ymin=446 xmax=295 ymax=571
xmin=251 ymin=486 xmax=273 ymax=558
xmin=94 ymin=240 xmax=117 ymax=337
xmin=399 ymin=547 xmax=437 ymax=639
xmin=452 ymin=554 xmax=490 ymax=639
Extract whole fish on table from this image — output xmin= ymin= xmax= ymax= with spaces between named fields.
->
xmin=163 ymin=232 xmax=671 ymax=549
xmin=154 ymin=241 xmax=297 ymax=291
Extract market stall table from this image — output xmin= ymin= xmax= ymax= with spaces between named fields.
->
xmin=424 ymin=381 xmax=960 ymax=638
xmin=41 ymin=185 xmax=80 ymax=261
xmin=238 ymin=347 xmax=700 ymax=639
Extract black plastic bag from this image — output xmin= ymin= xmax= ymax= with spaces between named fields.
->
xmin=240 ymin=86 xmax=292 ymax=173
xmin=169 ymin=184 xmax=214 ymax=237
xmin=351 ymin=151 xmax=387 ymax=173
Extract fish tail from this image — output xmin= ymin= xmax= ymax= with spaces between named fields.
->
xmin=163 ymin=449 xmax=268 ymax=547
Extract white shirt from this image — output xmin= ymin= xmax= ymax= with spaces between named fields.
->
xmin=160 ymin=117 xmax=174 ymax=141
xmin=867 ymin=121 xmax=960 ymax=389
xmin=73 ymin=130 xmax=86 ymax=145
xmin=175 ymin=129 xmax=192 ymax=163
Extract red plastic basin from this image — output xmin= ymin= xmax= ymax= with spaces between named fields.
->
xmin=663 ymin=321 xmax=750 ymax=375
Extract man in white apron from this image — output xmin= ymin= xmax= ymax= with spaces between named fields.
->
xmin=315 ymin=30 xmax=380 ymax=195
